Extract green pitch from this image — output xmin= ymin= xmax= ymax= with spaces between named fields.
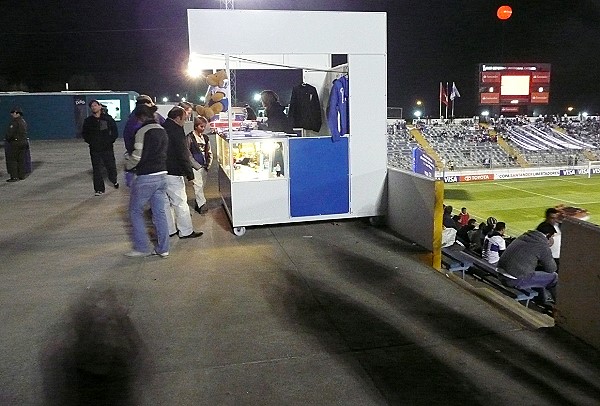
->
xmin=443 ymin=175 xmax=600 ymax=237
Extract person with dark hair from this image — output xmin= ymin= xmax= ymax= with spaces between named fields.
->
xmin=456 ymin=218 xmax=477 ymax=247
xmin=178 ymin=101 xmax=193 ymax=121
xmin=482 ymin=221 xmax=506 ymax=266
xmin=163 ymin=106 xmax=202 ymax=239
xmin=458 ymin=207 xmax=470 ymax=227
xmin=123 ymin=95 xmax=165 ymax=153
xmin=82 ymin=100 xmax=119 ymax=195
xmin=244 ymin=104 xmax=257 ymax=121
xmin=123 ymin=104 xmax=170 ymax=257
xmin=497 ymin=222 xmax=558 ymax=305
xmin=537 ymin=207 xmax=562 ymax=270
xmin=4 ymin=106 xmax=28 ymax=182
xmin=187 ymin=116 xmax=212 ymax=214
xmin=259 ymin=90 xmax=293 ymax=133
xmin=443 ymin=205 xmax=459 ymax=230
xmin=123 ymin=95 xmax=166 ymax=187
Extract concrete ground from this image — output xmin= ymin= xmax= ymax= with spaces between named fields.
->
xmin=1 ymin=140 xmax=600 ymax=406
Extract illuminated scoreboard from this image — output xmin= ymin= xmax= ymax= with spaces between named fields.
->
xmin=479 ymin=63 xmax=551 ymax=109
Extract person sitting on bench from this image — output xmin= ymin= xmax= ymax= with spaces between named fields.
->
xmin=496 ymin=222 xmax=558 ymax=306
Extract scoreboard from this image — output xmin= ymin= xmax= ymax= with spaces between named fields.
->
xmin=479 ymin=63 xmax=551 ymax=110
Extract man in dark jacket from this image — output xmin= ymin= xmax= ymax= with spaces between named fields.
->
xmin=124 ymin=104 xmax=170 ymax=257
xmin=82 ymin=100 xmax=119 ymax=195
xmin=4 ymin=106 xmax=28 ymax=182
xmin=259 ymin=90 xmax=293 ymax=134
xmin=163 ymin=106 xmax=202 ymax=239
xmin=497 ymin=222 xmax=558 ymax=305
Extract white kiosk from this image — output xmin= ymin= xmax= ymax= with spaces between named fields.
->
xmin=187 ymin=10 xmax=387 ymax=235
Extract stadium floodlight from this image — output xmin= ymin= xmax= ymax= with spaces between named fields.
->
xmin=481 ymin=111 xmax=489 ymax=117
xmin=162 ymin=97 xmax=168 ymax=103
xmin=253 ymin=93 xmax=262 ymax=102
xmin=582 ymin=112 xmax=589 ymax=118
xmin=567 ymin=106 xmax=574 ymax=112
xmin=181 ymin=97 xmax=186 ymax=102
xmin=416 ymin=100 xmax=423 ymax=106
xmin=414 ymin=110 xmax=422 ymax=118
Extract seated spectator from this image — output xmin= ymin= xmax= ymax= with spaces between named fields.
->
xmin=479 ymin=217 xmax=497 ymax=251
xmin=482 ymin=222 xmax=506 ymax=266
xmin=468 ymin=221 xmax=487 ymax=254
xmin=537 ymin=207 xmax=562 ymax=270
xmin=458 ymin=207 xmax=470 ymax=227
xmin=496 ymin=222 xmax=558 ymax=306
xmin=443 ymin=205 xmax=459 ymax=230
xmin=456 ymin=218 xmax=477 ymax=247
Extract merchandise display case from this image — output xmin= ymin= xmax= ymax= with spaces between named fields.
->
xmin=218 ymin=132 xmax=291 ymax=235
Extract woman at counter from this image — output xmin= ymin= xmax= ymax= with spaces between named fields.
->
xmin=259 ymin=90 xmax=293 ymax=134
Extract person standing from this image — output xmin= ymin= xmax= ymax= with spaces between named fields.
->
xmin=123 ymin=95 xmax=165 ymax=187
xmin=187 ymin=116 xmax=212 ymax=214
xmin=259 ymin=90 xmax=293 ymax=133
xmin=163 ymin=106 xmax=202 ymax=239
xmin=4 ymin=106 xmax=28 ymax=182
xmin=123 ymin=104 xmax=170 ymax=257
xmin=82 ymin=100 xmax=119 ymax=195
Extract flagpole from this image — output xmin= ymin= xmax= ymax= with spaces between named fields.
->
xmin=445 ymin=82 xmax=449 ymax=120
xmin=439 ymin=82 xmax=442 ymax=119
xmin=451 ymin=91 xmax=455 ymax=120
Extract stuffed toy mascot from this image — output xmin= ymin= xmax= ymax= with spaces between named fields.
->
xmin=195 ymin=70 xmax=229 ymax=121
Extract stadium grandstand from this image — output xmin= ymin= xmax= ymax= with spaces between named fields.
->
xmin=387 ymin=116 xmax=600 ymax=172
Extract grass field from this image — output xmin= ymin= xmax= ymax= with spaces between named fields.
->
xmin=444 ymin=175 xmax=600 ymax=237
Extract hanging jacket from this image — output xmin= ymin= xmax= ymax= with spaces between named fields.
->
xmin=327 ymin=75 xmax=349 ymax=142
xmin=289 ymin=83 xmax=322 ymax=132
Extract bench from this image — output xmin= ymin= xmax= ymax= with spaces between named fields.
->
xmin=442 ymin=246 xmax=538 ymax=307
xmin=441 ymin=247 xmax=473 ymax=279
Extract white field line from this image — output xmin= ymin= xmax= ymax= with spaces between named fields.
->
xmin=557 ymin=178 xmax=591 ymax=186
xmin=492 ymin=182 xmax=580 ymax=205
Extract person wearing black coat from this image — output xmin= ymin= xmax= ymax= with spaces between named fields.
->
xmin=4 ymin=106 xmax=29 ymax=182
xmin=162 ymin=106 xmax=202 ymax=239
xmin=82 ymin=100 xmax=119 ymax=195
xmin=260 ymin=90 xmax=293 ymax=134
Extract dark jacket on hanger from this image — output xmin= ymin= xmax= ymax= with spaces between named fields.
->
xmin=289 ymin=83 xmax=322 ymax=132
xmin=265 ymin=102 xmax=293 ymax=134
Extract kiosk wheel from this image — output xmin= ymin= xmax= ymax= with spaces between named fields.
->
xmin=233 ymin=226 xmax=246 ymax=236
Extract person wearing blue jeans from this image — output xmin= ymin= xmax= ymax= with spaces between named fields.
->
xmin=497 ymin=222 xmax=558 ymax=306
xmin=129 ymin=174 xmax=169 ymax=256
xmin=123 ymin=104 xmax=170 ymax=257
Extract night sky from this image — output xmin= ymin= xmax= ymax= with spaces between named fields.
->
xmin=1 ymin=0 xmax=599 ymax=116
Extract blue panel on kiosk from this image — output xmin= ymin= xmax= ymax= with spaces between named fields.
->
xmin=289 ymin=137 xmax=349 ymax=217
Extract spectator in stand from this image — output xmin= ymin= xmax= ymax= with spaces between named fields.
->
xmin=537 ymin=207 xmax=562 ymax=270
xmin=479 ymin=216 xmax=497 ymax=250
xmin=443 ymin=205 xmax=459 ymax=230
xmin=469 ymin=222 xmax=487 ymax=253
xmin=482 ymin=222 xmax=506 ymax=266
xmin=456 ymin=218 xmax=477 ymax=247
xmin=458 ymin=207 xmax=470 ymax=227
xmin=497 ymin=222 xmax=558 ymax=306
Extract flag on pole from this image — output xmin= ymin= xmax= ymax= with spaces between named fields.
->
xmin=440 ymin=82 xmax=448 ymax=106
xmin=450 ymin=82 xmax=461 ymax=101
